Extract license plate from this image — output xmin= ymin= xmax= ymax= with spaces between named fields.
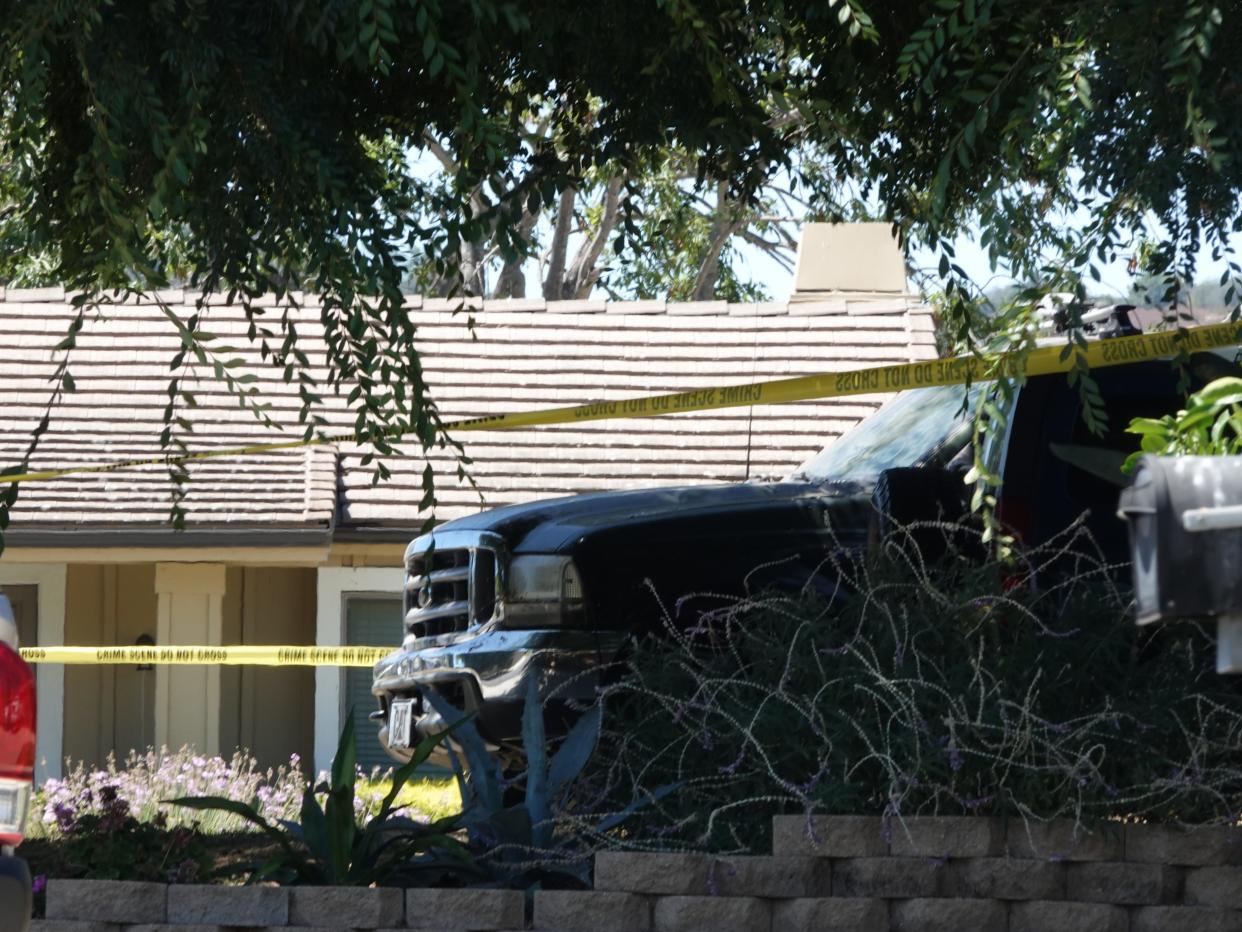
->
xmin=388 ymin=699 xmax=415 ymax=750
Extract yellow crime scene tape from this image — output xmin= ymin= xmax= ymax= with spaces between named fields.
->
xmin=19 ymin=645 xmax=391 ymax=667
xmin=8 ymin=320 xmax=1242 ymax=667
xmin=2 ymin=319 xmax=1241 ymax=488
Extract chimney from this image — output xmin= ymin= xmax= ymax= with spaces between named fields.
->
xmin=791 ymin=222 xmax=909 ymax=303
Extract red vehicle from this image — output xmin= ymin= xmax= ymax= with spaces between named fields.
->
xmin=0 ymin=594 xmax=34 ymax=932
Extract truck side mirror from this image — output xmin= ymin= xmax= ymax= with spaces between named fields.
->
xmin=1118 ymin=455 xmax=1242 ymax=672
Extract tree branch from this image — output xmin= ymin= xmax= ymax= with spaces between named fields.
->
xmin=691 ymin=180 xmax=746 ymax=300
xmin=422 ymin=131 xmax=458 ymax=173
xmin=493 ymin=209 xmax=540 ymax=298
xmin=565 ymin=174 xmax=624 ymax=299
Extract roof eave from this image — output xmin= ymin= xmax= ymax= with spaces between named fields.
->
xmin=3 ymin=526 xmax=333 ymax=549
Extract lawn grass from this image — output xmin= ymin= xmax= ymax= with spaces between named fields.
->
xmin=355 ymin=774 xmax=461 ymax=823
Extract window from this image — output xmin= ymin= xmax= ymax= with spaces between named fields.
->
xmin=344 ymin=597 xmax=404 ymax=774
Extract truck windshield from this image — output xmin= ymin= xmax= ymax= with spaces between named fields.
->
xmin=793 ymin=384 xmax=981 ymax=482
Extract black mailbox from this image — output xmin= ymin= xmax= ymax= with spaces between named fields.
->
xmin=1118 ymin=455 xmax=1242 ymax=672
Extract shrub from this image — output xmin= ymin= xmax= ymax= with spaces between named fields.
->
xmin=580 ymin=522 xmax=1242 ymax=853
xmin=34 ymin=783 xmax=211 ymax=884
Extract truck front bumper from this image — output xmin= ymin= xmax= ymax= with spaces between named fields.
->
xmin=370 ymin=627 xmax=627 ymax=760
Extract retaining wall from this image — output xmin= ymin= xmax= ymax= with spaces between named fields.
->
xmin=31 ymin=816 xmax=1242 ymax=931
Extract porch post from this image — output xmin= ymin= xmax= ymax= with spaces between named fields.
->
xmin=154 ymin=563 xmax=226 ymax=755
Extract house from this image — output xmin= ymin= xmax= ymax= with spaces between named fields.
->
xmin=0 ymin=228 xmax=938 ymax=781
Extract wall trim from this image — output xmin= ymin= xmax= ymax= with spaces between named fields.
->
xmin=1 ymin=546 xmax=330 ymax=566
xmin=313 ymin=567 xmax=403 ymax=775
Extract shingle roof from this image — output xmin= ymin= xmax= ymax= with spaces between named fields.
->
xmin=0 ymin=287 xmax=937 ymax=537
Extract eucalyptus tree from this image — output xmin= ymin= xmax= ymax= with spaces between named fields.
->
xmin=1 ymin=0 xmax=1240 ymax=544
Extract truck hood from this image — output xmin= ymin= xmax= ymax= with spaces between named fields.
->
xmin=432 ymin=479 xmax=865 ymax=553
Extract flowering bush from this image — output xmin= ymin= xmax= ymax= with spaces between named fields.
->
xmin=35 ymin=782 xmax=211 ymax=884
xmin=32 ymin=746 xmax=308 ymax=837
xmin=31 ymin=745 xmax=459 ymax=839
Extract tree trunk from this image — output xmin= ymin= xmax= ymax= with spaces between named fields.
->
xmin=543 ymin=186 xmax=576 ymax=300
xmin=565 ymin=174 xmax=624 ymax=299
xmin=493 ymin=258 xmax=526 ymax=298
xmin=691 ymin=180 xmax=743 ymax=301
xmin=459 ymin=239 xmax=486 ymax=296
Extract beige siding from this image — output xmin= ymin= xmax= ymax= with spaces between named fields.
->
xmin=230 ymin=566 xmax=316 ymax=772
xmin=62 ymin=564 xmax=157 ymax=768
xmin=219 ymin=568 xmax=244 ymax=758
xmin=60 ymin=563 xmax=312 ymax=772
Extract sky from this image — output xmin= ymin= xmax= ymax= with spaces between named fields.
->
xmin=734 ymin=226 xmax=1242 ymax=305
xmin=409 ymin=144 xmax=1239 ymax=305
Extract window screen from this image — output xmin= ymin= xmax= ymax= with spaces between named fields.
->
xmin=345 ymin=597 xmax=403 ymax=774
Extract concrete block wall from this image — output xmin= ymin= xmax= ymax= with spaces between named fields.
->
xmin=34 ymin=882 xmax=526 ymax=932
xmin=553 ymin=816 xmax=1242 ymax=931
xmin=32 ymin=817 xmax=1242 ymax=930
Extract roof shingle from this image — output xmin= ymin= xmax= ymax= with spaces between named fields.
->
xmin=0 ymin=293 xmax=937 ymax=535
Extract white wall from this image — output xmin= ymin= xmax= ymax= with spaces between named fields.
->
xmin=313 ymin=567 xmax=403 ymax=775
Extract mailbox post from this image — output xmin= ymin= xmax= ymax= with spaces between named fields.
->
xmin=1119 ymin=455 xmax=1242 ymax=673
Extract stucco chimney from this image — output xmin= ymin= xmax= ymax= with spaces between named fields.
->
xmin=791 ymin=222 xmax=909 ymax=302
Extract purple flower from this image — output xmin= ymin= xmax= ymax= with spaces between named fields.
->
xmin=31 ymin=874 xmax=46 ymax=894
xmin=53 ymin=802 xmax=77 ymax=833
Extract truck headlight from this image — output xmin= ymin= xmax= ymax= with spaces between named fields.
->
xmin=505 ymin=555 xmax=586 ymax=627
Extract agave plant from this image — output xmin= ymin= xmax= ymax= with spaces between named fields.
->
xmin=171 ymin=713 xmax=470 ymax=885
xmin=424 ymin=676 xmax=676 ymax=886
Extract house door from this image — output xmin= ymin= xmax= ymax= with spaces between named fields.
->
xmin=344 ymin=597 xmax=403 ymax=773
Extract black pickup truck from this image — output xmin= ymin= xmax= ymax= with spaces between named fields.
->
xmin=371 ymin=340 xmax=1241 ymax=761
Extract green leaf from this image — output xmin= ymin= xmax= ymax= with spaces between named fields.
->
xmin=374 ymin=717 xmax=468 ymax=824
xmin=1193 ymin=377 xmax=1242 ymax=409
xmin=330 ymin=711 xmax=358 ymax=793
xmin=299 ymin=784 xmax=329 ymax=863
xmin=324 ymin=718 xmax=359 ymax=884
xmin=547 ymin=703 xmax=602 ymax=795
xmin=522 ymin=674 xmax=549 ymax=844
xmin=168 ymin=795 xmax=312 ymax=879
xmin=1126 ymin=416 xmax=1173 ymax=437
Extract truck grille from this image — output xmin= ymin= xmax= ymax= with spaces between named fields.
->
xmin=404 ymin=541 xmax=499 ymax=639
